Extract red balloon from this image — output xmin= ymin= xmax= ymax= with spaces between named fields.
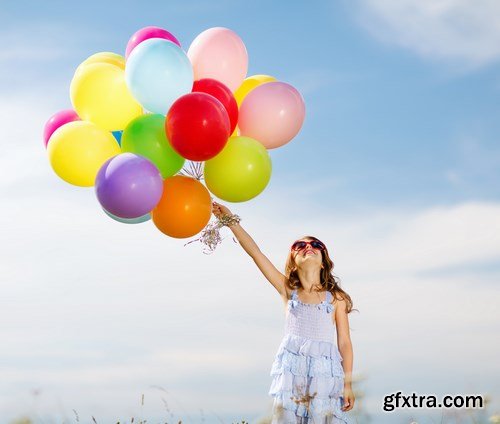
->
xmin=192 ymin=78 xmax=238 ymax=134
xmin=166 ymin=92 xmax=230 ymax=161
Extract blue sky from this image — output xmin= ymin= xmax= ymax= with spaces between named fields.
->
xmin=0 ymin=1 xmax=499 ymax=423
xmin=2 ymin=0 xmax=499 ymax=210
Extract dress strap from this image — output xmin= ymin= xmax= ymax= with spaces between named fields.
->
xmin=325 ymin=290 xmax=332 ymax=303
xmin=291 ymin=289 xmax=297 ymax=299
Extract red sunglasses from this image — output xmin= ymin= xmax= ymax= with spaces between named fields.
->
xmin=291 ymin=240 xmax=326 ymax=251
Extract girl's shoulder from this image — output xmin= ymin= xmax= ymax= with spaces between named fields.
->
xmin=331 ymin=294 xmax=348 ymax=313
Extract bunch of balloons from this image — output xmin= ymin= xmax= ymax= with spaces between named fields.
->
xmin=44 ymin=26 xmax=306 ymax=239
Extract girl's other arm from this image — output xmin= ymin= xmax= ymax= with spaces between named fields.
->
xmin=336 ymin=298 xmax=355 ymax=411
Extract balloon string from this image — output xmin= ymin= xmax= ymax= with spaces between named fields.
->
xmin=178 ymin=161 xmax=204 ymax=181
xmin=184 ymin=198 xmax=241 ymax=254
xmin=184 ymin=218 xmax=240 ymax=254
xmin=179 ymin=165 xmax=241 ymax=254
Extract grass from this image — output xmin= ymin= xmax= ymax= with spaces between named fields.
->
xmin=6 ymin=378 xmax=498 ymax=424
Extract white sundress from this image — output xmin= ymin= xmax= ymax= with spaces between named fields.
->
xmin=268 ymin=289 xmax=349 ymax=423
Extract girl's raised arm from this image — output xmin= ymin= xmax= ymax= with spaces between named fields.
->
xmin=212 ymin=201 xmax=287 ymax=296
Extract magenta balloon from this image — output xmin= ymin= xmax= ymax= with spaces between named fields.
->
xmin=95 ymin=153 xmax=163 ymax=219
xmin=238 ymin=82 xmax=305 ymax=149
xmin=126 ymin=26 xmax=181 ymax=58
xmin=43 ymin=109 xmax=80 ymax=148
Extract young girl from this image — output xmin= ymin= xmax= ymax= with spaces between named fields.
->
xmin=212 ymin=201 xmax=355 ymax=423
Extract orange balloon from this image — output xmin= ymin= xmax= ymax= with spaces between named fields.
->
xmin=151 ymin=175 xmax=212 ymax=238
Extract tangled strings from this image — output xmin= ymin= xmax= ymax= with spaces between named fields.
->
xmin=184 ymin=213 xmax=241 ymax=254
xmin=178 ymin=161 xmax=241 ymax=253
xmin=178 ymin=161 xmax=204 ymax=180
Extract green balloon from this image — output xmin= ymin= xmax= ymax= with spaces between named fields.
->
xmin=121 ymin=114 xmax=184 ymax=178
xmin=204 ymin=136 xmax=272 ymax=202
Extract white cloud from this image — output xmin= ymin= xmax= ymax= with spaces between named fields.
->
xmin=2 ymin=176 xmax=499 ymax=421
xmin=353 ymin=0 xmax=500 ymax=68
xmin=1 ymin=93 xmax=499 ymax=422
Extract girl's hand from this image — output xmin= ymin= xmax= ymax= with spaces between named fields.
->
xmin=341 ymin=386 xmax=355 ymax=412
xmin=212 ymin=201 xmax=232 ymax=220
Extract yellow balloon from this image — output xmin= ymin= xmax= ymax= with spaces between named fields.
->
xmin=73 ymin=52 xmax=126 ymax=89
xmin=47 ymin=121 xmax=121 ymax=187
xmin=234 ymin=74 xmax=277 ymax=107
xmin=78 ymin=51 xmax=126 ymax=71
xmin=70 ymin=62 xmax=143 ymax=131
xmin=230 ymin=126 xmax=240 ymax=137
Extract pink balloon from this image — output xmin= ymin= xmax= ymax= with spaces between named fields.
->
xmin=238 ymin=82 xmax=306 ymax=149
xmin=43 ymin=109 xmax=80 ymax=148
xmin=126 ymin=26 xmax=181 ymax=58
xmin=187 ymin=27 xmax=248 ymax=92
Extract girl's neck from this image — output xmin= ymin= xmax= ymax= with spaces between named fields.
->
xmin=296 ymin=268 xmax=322 ymax=292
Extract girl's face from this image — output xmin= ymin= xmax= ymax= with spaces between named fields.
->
xmin=292 ymin=238 xmax=324 ymax=269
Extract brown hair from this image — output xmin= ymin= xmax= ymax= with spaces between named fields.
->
xmin=285 ymin=235 xmax=356 ymax=314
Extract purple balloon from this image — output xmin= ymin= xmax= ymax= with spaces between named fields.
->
xmin=95 ymin=153 xmax=163 ymax=219
xmin=126 ymin=26 xmax=181 ymax=58
xmin=43 ymin=109 xmax=80 ymax=147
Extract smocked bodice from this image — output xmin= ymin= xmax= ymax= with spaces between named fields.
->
xmin=284 ymin=289 xmax=336 ymax=343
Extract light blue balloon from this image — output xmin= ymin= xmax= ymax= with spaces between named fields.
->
xmin=103 ymin=208 xmax=151 ymax=224
xmin=125 ymin=38 xmax=193 ymax=115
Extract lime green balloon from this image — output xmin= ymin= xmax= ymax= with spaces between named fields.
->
xmin=204 ymin=136 xmax=272 ymax=202
xmin=121 ymin=114 xmax=185 ymax=178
